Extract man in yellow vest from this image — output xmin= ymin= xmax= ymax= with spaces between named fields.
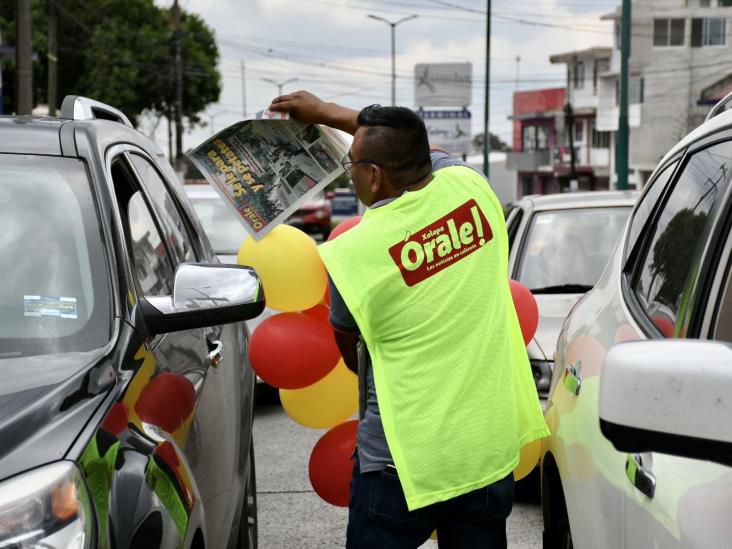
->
xmin=269 ymin=91 xmax=548 ymax=548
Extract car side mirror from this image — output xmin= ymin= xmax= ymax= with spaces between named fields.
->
xmin=139 ymin=263 xmax=265 ymax=336
xmin=599 ymin=340 xmax=732 ymax=467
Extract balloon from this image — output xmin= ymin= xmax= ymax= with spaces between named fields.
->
xmin=509 ymin=279 xmax=539 ymax=345
xmin=309 ymin=420 xmax=358 ymax=507
xmin=303 ymin=303 xmax=330 ymax=325
xmin=513 ymin=439 xmax=541 ymax=481
xmin=280 ymin=360 xmax=358 ymax=429
xmin=249 ymin=312 xmax=340 ymax=389
xmin=238 ymin=224 xmax=326 ymax=312
xmin=327 ymin=215 xmax=362 ymax=241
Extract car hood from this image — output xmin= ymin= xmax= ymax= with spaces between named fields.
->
xmin=0 ymin=349 xmax=112 ymax=481
xmin=532 ymin=293 xmax=584 ymax=360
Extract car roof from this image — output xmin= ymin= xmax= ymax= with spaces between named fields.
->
xmin=0 ymin=116 xmax=67 ymax=155
xmin=517 ymin=190 xmax=640 ymax=212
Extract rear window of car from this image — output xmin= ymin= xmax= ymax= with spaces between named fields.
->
xmin=516 ymin=206 xmax=631 ymax=292
xmin=0 ymin=155 xmax=111 ymax=357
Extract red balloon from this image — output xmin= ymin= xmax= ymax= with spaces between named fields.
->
xmin=303 ymin=303 xmax=330 ymax=325
xmin=327 ymin=216 xmax=362 ymax=241
xmin=135 ymin=372 xmax=196 ymax=433
xmin=509 ymin=279 xmax=539 ymax=345
xmin=309 ymin=420 xmax=358 ymax=507
xmin=249 ymin=312 xmax=341 ymax=389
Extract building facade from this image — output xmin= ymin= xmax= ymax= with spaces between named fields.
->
xmin=597 ymin=0 xmax=732 ymax=186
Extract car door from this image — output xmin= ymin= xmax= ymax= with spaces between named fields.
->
xmin=620 ymin=136 xmax=732 ymax=548
xmin=109 ymin=149 xmax=239 ymax=549
xmin=126 ymin=150 xmax=252 ymax=549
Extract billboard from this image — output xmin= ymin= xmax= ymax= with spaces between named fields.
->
xmin=418 ymin=109 xmax=472 ymax=156
xmin=414 ymin=63 xmax=472 ymax=107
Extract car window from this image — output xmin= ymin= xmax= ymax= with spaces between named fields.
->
xmin=0 ymin=155 xmax=111 ymax=356
xmin=714 ymin=254 xmax=732 ymax=342
xmin=505 ymin=206 xmax=523 ymax=249
xmin=111 ymin=159 xmax=175 ymax=297
xmin=188 ymin=195 xmax=248 ymax=255
xmin=129 ymin=154 xmax=197 ymax=264
xmin=633 ymin=140 xmax=732 ymax=337
xmin=516 ymin=207 xmax=631 ymax=292
xmin=626 ymin=160 xmax=678 ymax=258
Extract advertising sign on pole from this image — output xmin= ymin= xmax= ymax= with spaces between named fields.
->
xmin=418 ymin=109 xmax=472 ymax=156
xmin=415 ymin=63 xmax=472 ymax=107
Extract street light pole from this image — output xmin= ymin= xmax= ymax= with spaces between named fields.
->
xmin=368 ymin=14 xmax=418 ymax=106
xmin=483 ymin=0 xmax=491 ymax=178
xmin=262 ymin=77 xmax=299 ymax=97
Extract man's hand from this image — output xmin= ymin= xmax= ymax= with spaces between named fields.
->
xmin=269 ymin=90 xmax=359 ymax=135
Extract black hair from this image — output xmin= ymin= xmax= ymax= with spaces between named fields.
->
xmin=356 ymin=105 xmax=431 ymax=187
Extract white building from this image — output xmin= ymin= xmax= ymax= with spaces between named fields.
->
xmin=600 ymin=0 xmax=732 ymax=186
xmin=550 ymin=47 xmax=614 ymax=190
xmin=552 ymin=0 xmax=732 ymax=189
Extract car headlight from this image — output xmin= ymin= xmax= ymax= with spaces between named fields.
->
xmin=530 ymin=359 xmax=554 ymax=394
xmin=313 ymin=209 xmax=327 ymax=219
xmin=0 ymin=462 xmax=92 ymax=549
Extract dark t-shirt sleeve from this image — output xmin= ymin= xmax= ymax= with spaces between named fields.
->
xmin=328 ymin=276 xmax=359 ymax=333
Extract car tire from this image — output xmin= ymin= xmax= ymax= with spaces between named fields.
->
xmin=237 ymin=439 xmax=258 ymax=549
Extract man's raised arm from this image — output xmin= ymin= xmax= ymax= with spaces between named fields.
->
xmin=268 ymin=91 xmax=359 ymax=135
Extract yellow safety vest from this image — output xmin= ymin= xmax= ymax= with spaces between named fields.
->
xmin=318 ymin=166 xmax=548 ymax=510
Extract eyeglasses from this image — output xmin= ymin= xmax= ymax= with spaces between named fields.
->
xmin=340 ymin=152 xmax=377 ymax=172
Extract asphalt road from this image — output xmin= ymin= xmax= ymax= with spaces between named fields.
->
xmin=252 ymin=393 xmax=543 ymax=548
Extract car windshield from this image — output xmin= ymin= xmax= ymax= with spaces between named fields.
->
xmin=516 ymin=206 xmax=631 ymax=293
xmin=188 ymin=195 xmax=248 ymax=254
xmin=0 ymin=154 xmax=111 ymax=358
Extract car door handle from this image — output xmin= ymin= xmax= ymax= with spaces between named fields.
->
xmin=626 ymin=453 xmax=656 ymax=499
xmin=563 ymin=362 xmax=582 ymax=396
xmin=208 ymin=340 xmax=225 ymax=368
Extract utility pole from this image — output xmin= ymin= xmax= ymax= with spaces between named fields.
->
xmin=0 ymin=29 xmax=4 ymax=115
xmin=172 ymin=0 xmax=184 ymax=171
xmin=16 ymin=0 xmax=32 ymax=115
xmin=616 ymin=0 xmax=631 ymax=190
xmin=483 ymin=0 xmax=491 ymax=178
xmin=515 ymin=55 xmax=521 ymax=91
xmin=241 ymin=60 xmax=247 ymax=117
xmin=47 ymin=0 xmax=58 ymax=116
xmin=262 ymin=77 xmax=299 ymax=97
xmin=367 ymin=14 xmax=418 ymax=106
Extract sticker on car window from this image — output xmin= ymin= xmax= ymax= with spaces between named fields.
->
xmin=536 ymin=215 xmax=553 ymax=225
xmin=24 ymin=295 xmax=78 ymax=319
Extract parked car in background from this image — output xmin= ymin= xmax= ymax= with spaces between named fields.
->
xmin=541 ymin=95 xmax=732 ymax=548
xmin=286 ymin=191 xmax=331 ymax=240
xmin=185 ymin=183 xmax=249 ymax=264
xmin=327 ymin=187 xmax=360 ymax=226
xmin=0 ymin=97 xmax=262 ymax=549
xmin=505 ymin=191 xmax=638 ymax=403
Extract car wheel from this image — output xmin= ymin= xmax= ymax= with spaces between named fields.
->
xmin=238 ymin=439 xmax=258 ymax=549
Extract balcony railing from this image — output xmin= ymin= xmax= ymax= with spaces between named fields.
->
xmin=506 ymin=149 xmax=551 ymax=171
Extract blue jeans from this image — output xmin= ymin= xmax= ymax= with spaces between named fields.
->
xmin=346 ymin=457 xmax=514 ymax=549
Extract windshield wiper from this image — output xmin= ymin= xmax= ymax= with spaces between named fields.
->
xmin=530 ymin=284 xmax=593 ymax=294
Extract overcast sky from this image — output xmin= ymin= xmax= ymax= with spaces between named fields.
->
xmin=148 ymin=0 xmax=618 ymax=156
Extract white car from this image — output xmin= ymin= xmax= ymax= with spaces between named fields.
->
xmin=541 ymin=95 xmax=732 ymax=548
xmin=506 ymin=192 xmax=638 ymax=404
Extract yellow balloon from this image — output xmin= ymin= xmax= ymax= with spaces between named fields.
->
xmin=237 ymin=224 xmax=326 ymax=312
xmin=279 ymin=360 xmax=358 ymax=429
xmin=513 ymin=438 xmax=542 ymax=481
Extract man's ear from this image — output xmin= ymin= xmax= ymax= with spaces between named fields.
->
xmin=369 ymin=164 xmax=383 ymax=196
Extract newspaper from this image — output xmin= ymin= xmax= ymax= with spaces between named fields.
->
xmin=188 ymin=110 xmax=349 ymax=240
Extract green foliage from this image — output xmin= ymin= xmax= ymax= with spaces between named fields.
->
xmin=472 ymin=132 xmax=512 ymax=153
xmin=0 ymin=0 xmax=220 ymax=125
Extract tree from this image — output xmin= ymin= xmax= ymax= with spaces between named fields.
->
xmin=0 ymin=0 xmax=220 ymax=126
xmin=472 ymin=132 xmax=511 ymax=153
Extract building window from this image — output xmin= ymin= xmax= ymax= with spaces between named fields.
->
xmin=700 ymin=0 xmax=711 ymax=6
xmin=615 ymin=22 xmax=621 ymax=49
xmin=591 ymin=121 xmax=611 ymax=148
xmin=653 ymin=18 xmax=686 ymax=46
xmin=721 ymin=0 xmax=732 ymax=6
xmin=573 ymin=61 xmax=585 ymax=89
xmin=574 ymin=120 xmax=584 ymax=144
xmin=523 ymin=125 xmax=548 ymax=151
xmin=692 ymin=18 xmax=726 ymax=46
xmin=630 ymin=77 xmax=645 ymax=104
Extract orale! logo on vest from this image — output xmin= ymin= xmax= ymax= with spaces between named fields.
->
xmin=388 ymin=199 xmax=493 ymax=287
